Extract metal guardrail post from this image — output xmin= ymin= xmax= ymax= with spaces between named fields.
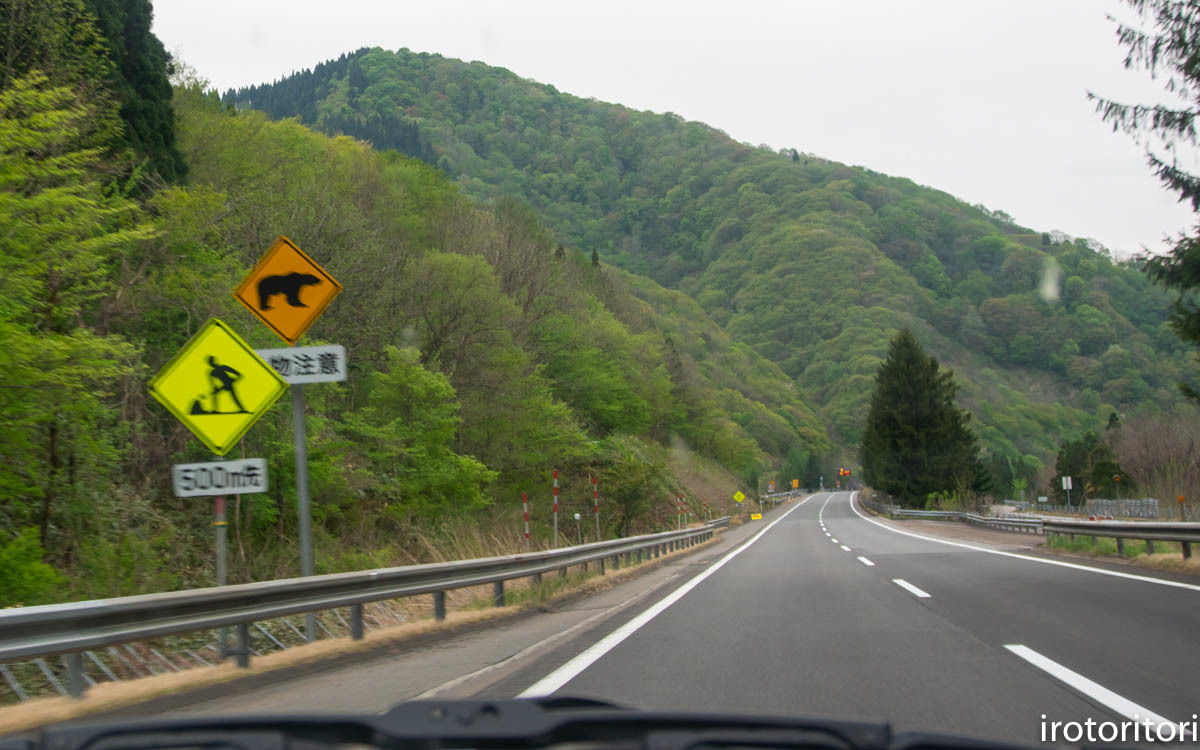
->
xmin=1184 ymin=542 xmax=1193 ymax=559
xmin=493 ymin=581 xmax=505 ymax=607
xmin=613 ymin=554 xmax=620 ymax=570
xmin=1147 ymin=539 xmax=1155 ymax=554
xmin=66 ymin=652 xmax=84 ymax=698
xmin=598 ymin=557 xmax=605 ymax=574
xmin=434 ymin=592 xmax=446 ymax=621
xmin=531 ymin=572 xmax=542 ymax=585
xmin=350 ymin=604 xmax=364 ymax=640
xmin=235 ymin=623 xmax=250 ymax=668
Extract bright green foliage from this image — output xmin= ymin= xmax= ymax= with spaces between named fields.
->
xmin=0 ymin=72 xmax=145 ymax=550
xmin=861 ymin=330 xmax=987 ymax=506
xmin=341 ymin=347 xmax=495 ymax=519
xmin=0 ymin=528 xmax=64 ymax=606
xmin=597 ymin=435 xmax=672 ymax=537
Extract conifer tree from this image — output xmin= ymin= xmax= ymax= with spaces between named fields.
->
xmin=860 ymin=330 xmax=986 ymax=506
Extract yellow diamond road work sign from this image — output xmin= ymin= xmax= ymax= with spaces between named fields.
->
xmin=234 ymin=235 xmax=342 ymax=345
xmin=733 ymin=491 xmax=745 ymax=503
xmin=149 ymin=318 xmax=289 ymax=455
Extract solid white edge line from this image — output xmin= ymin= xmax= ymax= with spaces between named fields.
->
xmin=1005 ymin=644 xmax=1185 ymax=734
xmin=840 ymin=544 xmax=852 ymax=552
xmin=858 ymin=556 xmax=875 ymax=566
xmin=517 ymin=496 xmax=812 ymax=697
xmin=847 ymin=492 xmax=1200 ymax=593
xmin=893 ymin=578 xmax=931 ymax=598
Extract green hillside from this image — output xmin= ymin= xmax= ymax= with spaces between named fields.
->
xmin=1 ymin=5 xmax=833 ymax=604
xmin=227 ymin=47 xmax=1191 ymax=467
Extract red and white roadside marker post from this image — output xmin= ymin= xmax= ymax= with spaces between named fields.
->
xmin=553 ymin=470 xmax=560 ymax=549
xmin=522 ymin=492 xmax=530 ymax=552
xmin=592 ymin=476 xmax=600 ymax=541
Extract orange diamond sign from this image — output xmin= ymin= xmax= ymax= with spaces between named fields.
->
xmin=234 ymin=235 xmax=342 ymax=345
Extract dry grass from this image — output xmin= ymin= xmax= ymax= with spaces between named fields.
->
xmin=0 ymin=534 xmax=721 ymax=735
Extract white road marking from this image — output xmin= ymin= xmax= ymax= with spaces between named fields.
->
xmin=858 ymin=556 xmax=875 ymax=566
xmin=847 ymin=492 xmax=1200 ymax=593
xmin=518 ymin=496 xmax=812 ymax=697
xmin=840 ymin=544 xmax=852 ymax=551
xmin=893 ymin=578 xmax=931 ymax=598
xmin=831 ymin=538 xmax=839 ymax=544
xmin=1005 ymin=645 xmax=1185 ymax=735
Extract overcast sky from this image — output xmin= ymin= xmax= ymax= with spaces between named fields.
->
xmin=153 ymin=0 xmax=1197 ymax=258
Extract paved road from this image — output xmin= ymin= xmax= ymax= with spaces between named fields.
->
xmin=479 ymin=492 xmax=1200 ymax=744
xmin=157 ymin=492 xmax=1200 ymax=745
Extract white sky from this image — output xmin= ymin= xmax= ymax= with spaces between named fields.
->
xmin=152 ymin=0 xmax=1197 ymax=258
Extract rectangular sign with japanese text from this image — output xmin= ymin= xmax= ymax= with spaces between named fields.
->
xmin=256 ymin=345 xmax=346 ymax=384
xmin=173 ymin=458 xmax=268 ymax=497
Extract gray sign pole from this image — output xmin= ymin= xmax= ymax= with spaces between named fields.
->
xmin=292 ymin=383 xmax=316 ymax=642
xmin=214 ymin=495 xmax=229 ymax=655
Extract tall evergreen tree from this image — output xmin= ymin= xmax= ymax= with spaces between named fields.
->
xmin=860 ymin=330 xmax=986 ymax=506
xmin=1092 ymin=2 xmax=1200 ymax=400
xmin=81 ymin=0 xmax=186 ymax=183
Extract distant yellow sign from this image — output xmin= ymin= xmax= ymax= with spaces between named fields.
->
xmin=792 ymin=478 xmax=800 ymax=489
xmin=733 ymin=491 xmax=745 ymax=504
xmin=234 ymin=236 xmax=342 ymax=345
xmin=149 ymin=319 xmax=288 ymax=455
xmin=750 ymin=513 xmax=762 ymax=520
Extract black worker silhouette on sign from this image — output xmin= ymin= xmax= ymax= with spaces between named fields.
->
xmin=256 ymin=272 xmax=322 ymax=310
xmin=190 ymin=355 xmax=250 ymax=415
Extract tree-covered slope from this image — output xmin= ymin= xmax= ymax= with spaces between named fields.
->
xmin=227 ymin=47 xmax=1191 ymax=467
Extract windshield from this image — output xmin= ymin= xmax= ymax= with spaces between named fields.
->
xmin=2 ymin=1 xmax=1199 ymax=748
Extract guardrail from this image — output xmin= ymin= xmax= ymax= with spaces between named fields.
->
xmin=1043 ymin=518 xmax=1199 ymax=558
xmin=0 ymin=519 xmax=730 ymax=699
xmin=859 ymin=495 xmax=1200 ymax=550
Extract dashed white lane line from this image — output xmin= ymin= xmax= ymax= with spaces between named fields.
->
xmin=831 ymin=538 xmax=839 ymax=544
xmin=858 ymin=556 xmax=875 ymax=566
xmin=893 ymin=578 xmax=931 ymax=598
xmin=1005 ymin=645 xmax=1184 ymax=735
xmin=518 ymin=496 xmax=812 ymax=697
xmin=840 ymin=544 xmax=852 ymax=552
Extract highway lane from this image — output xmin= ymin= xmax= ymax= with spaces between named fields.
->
xmin=479 ymin=492 xmax=1197 ymax=744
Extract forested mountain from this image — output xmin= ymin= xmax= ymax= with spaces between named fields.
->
xmin=1 ymin=7 xmax=827 ymax=606
xmin=228 ymin=47 xmax=1194 ymax=470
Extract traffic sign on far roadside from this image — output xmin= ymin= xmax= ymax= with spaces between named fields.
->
xmin=733 ymin=491 xmax=745 ymax=504
xmin=148 ymin=318 xmax=288 ymax=455
xmin=234 ymin=235 xmax=342 ymax=345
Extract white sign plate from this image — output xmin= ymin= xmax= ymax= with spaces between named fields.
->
xmin=1038 ymin=496 xmax=1048 ymax=503
xmin=173 ymin=458 xmax=268 ymax=497
xmin=256 ymin=345 xmax=346 ymax=384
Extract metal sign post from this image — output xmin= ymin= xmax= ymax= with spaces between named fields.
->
xmin=170 ymin=457 xmax=268 ymax=658
xmin=292 ymin=383 xmax=315 ymax=641
xmin=214 ymin=494 xmax=228 ymax=655
xmin=236 ymin=236 xmax=342 ymax=644
xmin=552 ymin=470 xmax=559 ymax=549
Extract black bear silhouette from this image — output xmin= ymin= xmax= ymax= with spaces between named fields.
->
xmin=257 ymin=273 xmax=321 ymax=310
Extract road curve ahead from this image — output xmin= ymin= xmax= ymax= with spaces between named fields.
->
xmin=482 ymin=492 xmax=1200 ymax=745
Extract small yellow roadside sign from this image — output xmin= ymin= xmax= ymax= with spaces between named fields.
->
xmin=792 ymin=478 xmax=800 ymax=489
xmin=733 ymin=491 xmax=745 ymax=504
xmin=750 ymin=513 xmax=762 ymax=520
xmin=234 ymin=235 xmax=342 ymax=345
xmin=149 ymin=318 xmax=288 ymax=455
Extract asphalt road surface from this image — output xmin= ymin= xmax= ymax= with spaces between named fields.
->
xmin=160 ymin=492 xmax=1200 ymax=745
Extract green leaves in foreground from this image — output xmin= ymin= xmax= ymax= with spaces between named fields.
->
xmin=860 ymin=330 xmax=986 ymax=506
xmin=341 ymin=346 xmax=496 ymax=520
